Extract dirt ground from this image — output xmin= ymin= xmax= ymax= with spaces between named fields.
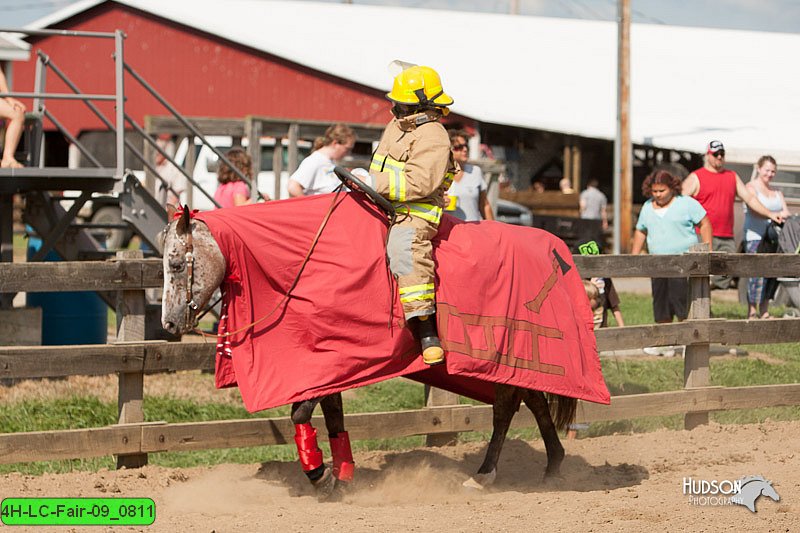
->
xmin=1 ymin=419 xmax=797 ymax=532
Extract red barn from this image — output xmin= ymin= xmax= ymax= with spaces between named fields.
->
xmin=13 ymin=1 xmax=395 ymax=138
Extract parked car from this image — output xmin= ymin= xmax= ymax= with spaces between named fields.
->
xmin=495 ymin=198 xmax=533 ymax=226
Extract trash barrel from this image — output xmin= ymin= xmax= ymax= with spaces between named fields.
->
xmin=26 ymin=235 xmax=108 ymax=345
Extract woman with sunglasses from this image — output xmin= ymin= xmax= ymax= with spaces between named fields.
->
xmin=444 ymin=130 xmax=494 ymax=222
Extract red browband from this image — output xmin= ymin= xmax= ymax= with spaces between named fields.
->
xmin=173 ymin=206 xmax=199 ymax=220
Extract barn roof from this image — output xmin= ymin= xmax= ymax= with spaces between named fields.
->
xmin=0 ymin=32 xmax=31 ymax=62
xmin=23 ymin=0 xmax=800 ymax=165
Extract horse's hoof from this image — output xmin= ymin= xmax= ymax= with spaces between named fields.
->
xmin=312 ymin=466 xmax=336 ymax=501
xmin=462 ymin=470 xmax=496 ymax=490
xmin=542 ymin=471 xmax=565 ymax=486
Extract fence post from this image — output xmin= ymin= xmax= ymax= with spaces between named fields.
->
xmin=115 ymin=250 xmax=147 ymax=468
xmin=684 ymin=244 xmax=711 ymax=430
xmin=424 ymin=386 xmax=459 ymax=447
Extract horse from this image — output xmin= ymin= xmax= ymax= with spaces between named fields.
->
xmin=161 ymin=199 xmax=600 ymax=500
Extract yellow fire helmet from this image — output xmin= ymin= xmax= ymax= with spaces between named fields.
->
xmin=386 ymin=65 xmax=454 ymax=108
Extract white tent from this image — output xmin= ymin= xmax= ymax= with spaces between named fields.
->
xmin=25 ymin=0 xmax=800 ymax=165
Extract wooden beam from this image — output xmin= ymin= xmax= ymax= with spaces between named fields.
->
xmin=577 ymin=384 xmax=800 ymax=423
xmin=2 ymin=255 xmax=798 ymax=293
xmin=143 ymin=342 xmax=214 ymax=372
xmin=595 ymin=321 xmax=705 ymax=352
xmin=572 ymin=254 xmax=708 ymax=278
xmin=0 ymin=344 xmax=144 ymax=379
xmin=115 ymin=251 xmax=147 ymax=468
xmin=145 ymin=116 xmax=245 ymax=137
xmin=424 ymin=386 xmax=460 ymax=447
xmin=1 ymin=318 xmax=799 ymax=379
xmin=0 ymin=259 xmax=163 ymax=292
xmin=684 ymin=246 xmax=712 ymax=429
xmin=4 ymin=384 xmax=800 ymax=464
xmin=711 ymin=253 xmax=800 ymax=278
xmin=0 ymin=425 xmax=141 ymax=463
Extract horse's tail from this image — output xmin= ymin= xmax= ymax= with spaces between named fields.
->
xmin=547 ymin=393 xmax=578 ymax=431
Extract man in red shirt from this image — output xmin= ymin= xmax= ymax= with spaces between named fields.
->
xmin=682 ymin=140 xmax=784 ymax=289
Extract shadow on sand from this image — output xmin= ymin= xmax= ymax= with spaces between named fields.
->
xmin=254 ymin=438 xmax=649 ymax=501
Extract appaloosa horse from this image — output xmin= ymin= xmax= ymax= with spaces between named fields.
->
xmin=161 ymin=205 xmax=578 ymax=500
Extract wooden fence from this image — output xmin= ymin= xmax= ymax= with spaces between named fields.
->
xmin=2 ymin=251 xmax=800 ymax=466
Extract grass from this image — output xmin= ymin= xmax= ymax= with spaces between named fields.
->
xmin=1 ymin=291 xmax=799 ymax=474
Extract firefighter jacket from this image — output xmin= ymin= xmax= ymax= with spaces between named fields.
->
xmin=370 ymin=111 xmax=458 ymax=224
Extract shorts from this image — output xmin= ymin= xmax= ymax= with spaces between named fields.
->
xmin=651 ymin=277 xmax=689 ymax=322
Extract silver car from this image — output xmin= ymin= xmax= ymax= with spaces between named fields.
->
xmin=495 ymin=198 xmax=533 ymax=226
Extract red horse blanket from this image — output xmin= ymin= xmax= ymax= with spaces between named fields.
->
xmin=195 ymin=193 xmax=610 ymax=412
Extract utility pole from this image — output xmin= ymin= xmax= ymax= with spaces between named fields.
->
xmin=613 ymin=0 xmax=632 ymax=253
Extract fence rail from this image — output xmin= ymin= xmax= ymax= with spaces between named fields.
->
xmin=1 ymin=252 xmax=799 ymax=466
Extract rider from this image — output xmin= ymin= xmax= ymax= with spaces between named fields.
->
xmin=368 ymin=63 xmax=457 ymax=365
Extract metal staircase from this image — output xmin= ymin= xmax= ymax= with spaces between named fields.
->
xmin=0 ymin=27 xmax=225 ymax=337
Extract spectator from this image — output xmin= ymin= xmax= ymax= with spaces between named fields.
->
xmin=531 ymin=180 xmax=545 ymax=193
xmin=743 ymin=155 xmax=790 ymax=319
xmin=576 ymin=240 xmax=625 ymax=328
xmin=632 ymin=170 xmax=712 ymax=355
xmin=214 ymin=147 xmax=253 ymax=208
xmin=559 ymin=176 xmax=575 ymax=194
xmin=567 ymin=242 xmax=623 ymax=439
xmin=287 ymin=124 xmax=355 ymax=197
xmin=580 ymin=179 xmax=608 ymax=230
xmin=591 ymin=276 xmax=624 ymax=328
xmin=682 ymin=140 xmax=785 ymax=290
xmin=0 ymin=69 xmax=25 ymax=169
xmin=444 ymin=129 xmax=493 ymax=221
xmin=154 ymin=136 xmax=186 ymax=206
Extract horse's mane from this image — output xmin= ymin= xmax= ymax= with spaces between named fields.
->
xmin=739 ymin=475 xmax=770 ymax=486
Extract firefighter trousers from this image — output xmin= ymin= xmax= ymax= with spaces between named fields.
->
xmin=386 ymin=215 xmax=438 ymax=319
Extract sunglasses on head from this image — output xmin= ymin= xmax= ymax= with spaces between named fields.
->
xmin=712 ymin=151 xmax=725 ymax=158
xmin=452 ymin=143 xmax=468 ymax=151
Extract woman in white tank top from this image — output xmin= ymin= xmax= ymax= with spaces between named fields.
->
xmin=743 ymin=156 xmax=790 ymax=318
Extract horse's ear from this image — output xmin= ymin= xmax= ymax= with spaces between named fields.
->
xmin=176 ymin=204 xmax=191 ymax=235
xmin=165 ymin=203 xmax=177 ymax=221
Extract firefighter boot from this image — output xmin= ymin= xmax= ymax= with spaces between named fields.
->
xmin=410 ymin=315 xmax=444 ymax=365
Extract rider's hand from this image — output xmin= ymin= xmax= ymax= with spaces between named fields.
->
xmin=350 ymin=167 xmax=373 ymax=187
xmin=770 ymin=213 xmax=785 ymax=225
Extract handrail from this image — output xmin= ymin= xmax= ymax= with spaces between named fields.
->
xmin=123 ymin=62 xmax=265 ymax=202
xmin=0 ymin=91 xmax=116 ymax=101
xmin=124 ymin=114 xmax=220 ymax=207
xmin=0 ymin=28 xmax=118 ymax=38
xmin=35 ymin=52 xmax=183 ymax=202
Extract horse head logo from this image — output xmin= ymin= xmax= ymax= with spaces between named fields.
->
xmin=730 ymin=476 xmax=780 ymax=513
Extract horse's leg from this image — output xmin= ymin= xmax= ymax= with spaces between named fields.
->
xmin=522 ymin=390 xmax=565 ymax=479
xmin=290 ymin=398 xmax=335 ymax=500
xmin=463 ymin=383 xmax=521 ymax=490
xmin=319 ymin=393 xmax=354 ymax=483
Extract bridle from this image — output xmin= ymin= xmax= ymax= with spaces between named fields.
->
xmin=175 ymin=223 xmax=199 ymax=328
xmin=185 ymin=230 xmax=200 ymax=322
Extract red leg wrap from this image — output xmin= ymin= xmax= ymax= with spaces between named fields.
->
xmin=329 ymin=431 xmax=355 ymax=482
xmin=294 ymin=423 xmax=323 ymax=472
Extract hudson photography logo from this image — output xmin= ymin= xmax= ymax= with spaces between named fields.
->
xmin=683 ymin=475 xmax=780 ymax=512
